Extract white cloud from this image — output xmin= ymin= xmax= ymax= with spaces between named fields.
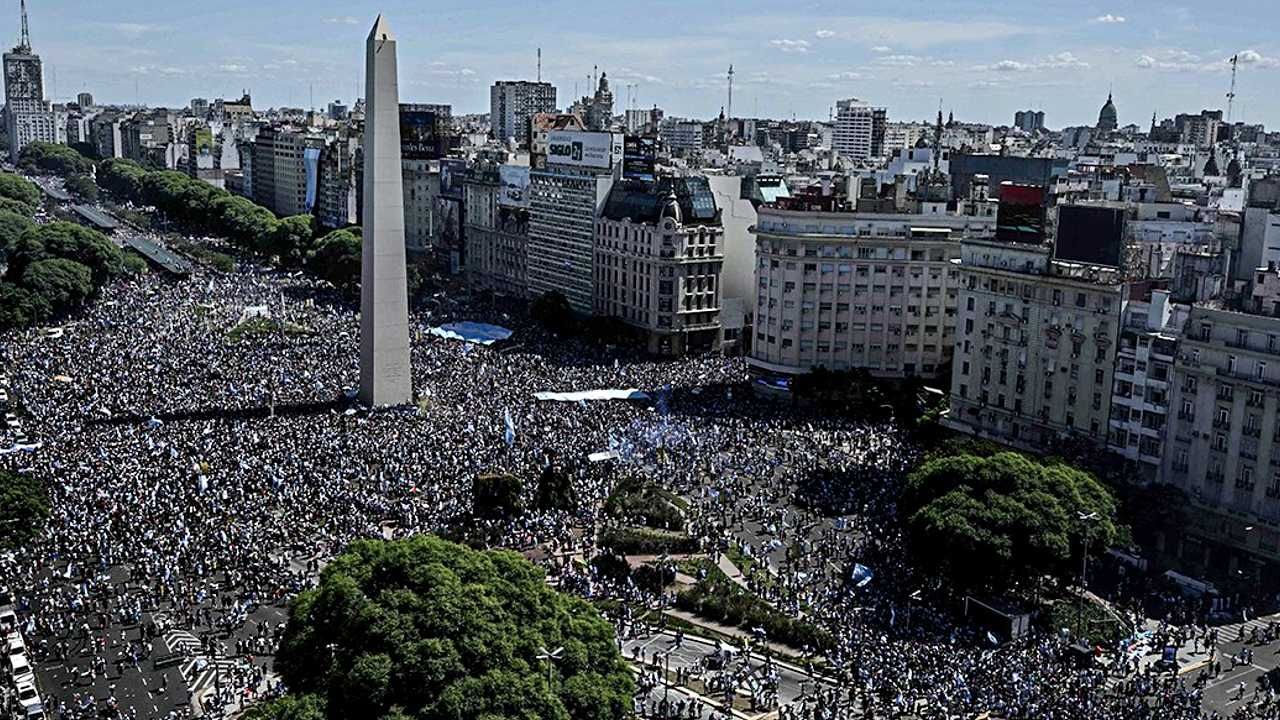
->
xmin=1092 ymin=14 xmax=1126 ymax=24
xmin=1236 ymin=49 xmax=1280 ymax=67
xmin=978 ymin=52 xmax=1089 ymax=73
xmin=873 ymin=54 xmax=924 ymax=67
xmin=1135 ymin=49 xmax=1277 ymax=72
xmin=218 ymin=63 xmax=248 ymax=73
xmin=870 ymin=46 xmax=892 ymax=54
xmin=1136 ymin=55 xmax=1156 ymax=68
xmin=130 ymin=64 xmax=188 ymax=76
xmin=102 ymin=22 xmax=167 ymax=39
xmin=324 ymin=16 xmax=359 ymax=25
xmin=770 ymin=39 xmax=811 ymax=53
xmin=827 ymin=71 xmax=864 ymax=81
xmin=815 ymin=29 xmax=836 ymax=39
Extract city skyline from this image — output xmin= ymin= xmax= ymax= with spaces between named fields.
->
xmin=11 ymin=0 xmax=1280 ymax=127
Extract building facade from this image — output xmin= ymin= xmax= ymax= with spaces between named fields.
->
xmin=315 ymin=133 xmax=358 ymax=230
xmin=1108 ymin=284 xmax=1185 ymax=479
xmin=833 ymin=99 xmax=886 ymax=162
xmin=251 ymin=125 xmax=324 ymax=217
xmin=528 ymin=162 xmax=615 ymax=313
xmin=947 ymin=240 xmax=1125 ymax=450
xmin=490 ymin=81 xmax=556 ymax=148
xmin=595 ymin=177 xmax=724 ymax=355
xmin=465 ymin=163 xmax=528 ymax=298
xmin=750 ymin=200 xmax=992 ymax=383
xmin=4 ymin=42 xmax=54 ymax=161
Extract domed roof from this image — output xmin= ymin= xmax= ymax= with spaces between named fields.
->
xmin=1097 ymin=93 xmax=1118 ymax=131
xmin=660 ymin=190 xmax=682 ymax=224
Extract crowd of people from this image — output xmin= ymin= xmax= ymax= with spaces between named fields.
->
xmin=0 ymin=251 xmax=1277 ymax=719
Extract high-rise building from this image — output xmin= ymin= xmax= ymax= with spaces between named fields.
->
xmin=189 ymin=97 xmax=209 ymax=118
xmin=832 ymin=99 xmax=886 ymax=162
xmin=327 ymin=100 xmax=349 ymax=121
xmin=465 ymin=159 xmax=529 ymax=299
xmin=4 ymin=2 xmax=55 ymax=161
xmin=489 ymin=80 xmax=556 ymax=148
xmin=528 ymin=130 xmax=621 ymax=313
xmin=316 ymin=132 xmax=359 ymax=230
xmin=76 ymin=92 xmax=93 ymax=109
xmin=1014 ymin=110 xmax=1045 ymax=133
xmin=584 ymin=72 xmax=614 ymax=131
xmin=251 ymin=125 xmax=326 ymax=217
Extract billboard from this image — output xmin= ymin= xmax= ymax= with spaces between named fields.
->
xmin=498 ymin=165 xmax=530 ymax=207
xmin=439 ymin=158 xmax=466 ymax=200
xmin=1055 ymin=205 xmax=1126 ymax=268
xmin=400 ymin=108 xmax=440 ymax=160
xmin=995 ymin=183 xmax=1047 ymax=244
xmin=546 ymin=130 xmax=615 ymax=169
xmin=623 ymin=135 xmax=657 ymax=183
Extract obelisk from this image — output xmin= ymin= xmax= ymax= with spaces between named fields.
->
xmin=359 ymin=15 xmax=412 ymax=406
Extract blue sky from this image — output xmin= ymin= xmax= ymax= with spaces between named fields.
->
xmin=16 ymin=0 xmax=1280 ymax=128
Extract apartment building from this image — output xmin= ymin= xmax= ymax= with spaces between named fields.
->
xmin=1162 ymin=307 xmax=1280 ymax=565
xmin=465 ymin=162 xmax=529 ymax=299
xmin=749 ymin=195 xmax=994 ymax=384
xmin=490 ymin=81 xmax=557 ymax=148
xmin=251 ymin=125 xmax=325 ymax=217
xmin=595 ymin=177 xmax=724 ymax=356
xmin=832 ymin=99 xmax=887 ymax=162
xmin=947 ymin=240 xmax=1125 ymax=450
xmin=1108 ymin=284 xmax=1186 ymax=479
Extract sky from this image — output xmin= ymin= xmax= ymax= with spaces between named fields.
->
xmin=15 ymin=0 xmax=1280 ymax=128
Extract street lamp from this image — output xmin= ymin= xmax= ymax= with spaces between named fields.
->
xmin=1077 ymin=511 xmax=1099 ymax=644
xmin=536 ymin=646 xmax=563 ymax=694
xmin=906 ymin=589 xmax=923 ymax=632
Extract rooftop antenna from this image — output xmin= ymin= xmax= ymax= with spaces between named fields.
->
xmin=537 ymin=48 xmax=542 ymax=83
xmin=1223 ymin=54 xmax=1233 ymax=122
xmin=18 ymin=0 xmax=29 ymax=52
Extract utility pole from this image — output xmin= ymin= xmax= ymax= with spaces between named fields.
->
xmin=1227 ymin=54 xmax=1239 ymax=125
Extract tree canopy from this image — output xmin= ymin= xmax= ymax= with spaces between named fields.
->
xmin=275 ymin=535 xmax=634 ymax=720
xmin=18 ymin=141 xmax=93 ymax=177
xmin=0 ymin=470 xmax=49 ymax=549
xmin=306 ymin=228 xmax=361 ymax=288
xmin=0 ymin=172 xmax=41 ymax=211
xmin=20 ymin=258 xmax=96 ymax=309
xmin=64 ymin=173 xmax=98 ymax=202
xmin=901 ymin=451 xmax=1121 ymax=592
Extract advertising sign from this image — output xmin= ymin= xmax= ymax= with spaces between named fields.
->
xmin=995 ymin=183 xmax=1047 ymax=245
xmin=546 ymin=130 xmax=615 ymax=169
xmin=399 ymin=109 xmax=440 ymax=160
xmin=439 ymin=158 xmax=466 ymax=201
xmin=623 ymin=135 xmax=657 ymax=183
xmin=498 ymin=165 xmax=530 ymax=207
xmin=1055 ymin=205 xmax=1126 ymax=268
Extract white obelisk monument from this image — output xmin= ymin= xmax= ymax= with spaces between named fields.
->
xmin=359 ymin=15 xmax=413 ymax=406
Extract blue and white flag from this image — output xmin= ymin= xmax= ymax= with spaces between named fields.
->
xmin=852 ymin=563 xmax=874 ymax=588
xmin=503 ymin=408 xmax=516 ymax=448
xmin=987 ymin=631 xmax=1000 ymax=646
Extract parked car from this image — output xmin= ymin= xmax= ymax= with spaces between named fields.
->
xmin=15 ymin=678 xmax=43 ymax=718
xmin=0 ymin=604 xmax=16 ymax=631
xmin=3 ymin=413 xmax=19 ymax=429
xmin=8 ymin=650 xmax=35 ymax=685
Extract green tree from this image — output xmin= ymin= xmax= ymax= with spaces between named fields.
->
xmin=0 ymin=282 xmax=51 ymax=328
xmin=267 ymin=214 xmax=317 ymax=263
xmin=0 ymin=173 xmax=42 ymax=209
xmin=0 ymin=470 xmax=49 ymax=548
xmin=535 ymin=464 xmax=577 ymax=512
xmin=530 ymin=291 xmax=578 ymax=336
xmin=902 ymin=452 xmax=1120 ymax=592
xmin=19 ymin=258 xmax=96 ymax=310
xmin=96 ymin=158 xmax=147 ymax=202
xmin=18 ymin=141 xmax=93 ymax=176
xmin=306 ymin=228 xmax=361 ymax=288
xmin=0 ymin=209 xmax=35 ymax=253
xmin=472 ymin=473 xmax=524 ymax=520
xmin=241 ymin=694 xmax=328 ymax=720
xmin=63 ymin=173 xmax=99 ymax=202
xmin=28 ymin=222 xmax=123 ymax=285
xmin=275 ymin=536 xmax=634 ymax=720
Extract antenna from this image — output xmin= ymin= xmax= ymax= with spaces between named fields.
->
xmin=18 ymin=0 xmax=29 ymax=51
xmin=537 ymin=48 xmax=541 ymax=83
xmin=1223 ymin=54 xmax=1233 ymax=122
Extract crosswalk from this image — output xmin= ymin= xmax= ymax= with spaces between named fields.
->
xmin=162 ymin=629 xmax=249 ymax=712
xmin=1212 ymin=614 xmax=1280 ymax=644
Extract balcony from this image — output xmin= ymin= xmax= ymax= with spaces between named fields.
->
xmin=1213 ymin=418 xmax=1232 ymax=430
xmin=1245 ymin=426 xmax=1263 ymax=439
xmin=1177 ymin=411 xmax=1196 ymax=422
xmin=1207 ymin=471 xmax=1226 ymax=484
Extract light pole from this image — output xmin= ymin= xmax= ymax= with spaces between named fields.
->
xmin=1077 ymin=511 xmax=1099 ymax=643
xmin=536 ymin=646 xmax=563 ymax=696
xmin=906 ymin=589 xmax=922 ymax=632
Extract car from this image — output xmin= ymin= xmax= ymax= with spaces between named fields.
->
xmin=6 ymin=630 xmax=26 ymax=659
xmin=0 ymin=388 xmax=8 ymax=403
xmin=8 ymin=650 xmax=34 ymax=685
xmin=0 ymin=605 xmax=16 ymax=630
xmin=15 ymin=678 xmax=42 ymax=715
xmin=3 ymin=413 xmax=19 ymax=429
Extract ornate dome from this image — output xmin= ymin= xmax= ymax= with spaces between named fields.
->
xmin=1097 ymin=93 xmax=1118 ymax=131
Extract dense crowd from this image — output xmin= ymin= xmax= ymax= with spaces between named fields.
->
xmin=0 ymin=255 xmax=1275 ymax=719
